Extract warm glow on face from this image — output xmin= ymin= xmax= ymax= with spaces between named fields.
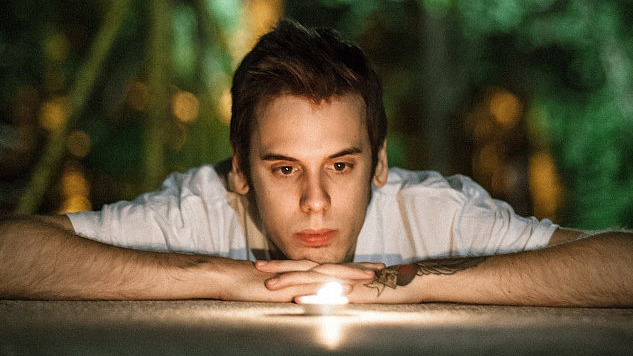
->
xmin=248 ymin=94 xmax=374 ymax=264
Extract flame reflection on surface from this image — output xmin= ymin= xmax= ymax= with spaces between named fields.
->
xmin=317 ymin=316 xmax=344 ymax=350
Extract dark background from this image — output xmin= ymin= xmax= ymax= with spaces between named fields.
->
xmin=1 ymin=0 xmax=632 ymax=230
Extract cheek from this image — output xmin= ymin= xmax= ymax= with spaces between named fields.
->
xmin=255 ymin=187 xmax=283 ymax=213
xmin=335 ymin=180 xmax=371 ymax=213
xmin=253 ymin=181 xmax=296 ymax=223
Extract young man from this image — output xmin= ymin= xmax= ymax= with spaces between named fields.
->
xmin=1 ymin=20 xmax=632 ymax=305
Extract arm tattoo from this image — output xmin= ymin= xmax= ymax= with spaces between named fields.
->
xmin=365 ymin=256 xmax=487 ymax=296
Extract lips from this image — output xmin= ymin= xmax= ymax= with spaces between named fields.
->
xmin=295 ymin=229 xmax=337 ymax=247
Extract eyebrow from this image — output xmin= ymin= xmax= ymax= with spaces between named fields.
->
xmin=260 ymin=147 xmax=363 ymax=161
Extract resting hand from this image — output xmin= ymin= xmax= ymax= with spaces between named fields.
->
xmin=254 ymin=260 xmax=384 ymax=299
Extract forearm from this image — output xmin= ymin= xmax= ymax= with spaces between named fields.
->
xmin=0 ymin=215 xmax=233 ymax=300
xmin=359 ymin=231 xmax=633 ymax=307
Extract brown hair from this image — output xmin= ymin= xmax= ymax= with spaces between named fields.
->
xmin=230 ymin=19 xmax=387 ymax=180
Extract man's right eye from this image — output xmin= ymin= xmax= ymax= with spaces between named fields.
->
xmin=273 ymin=166 xmax=295 ymax=176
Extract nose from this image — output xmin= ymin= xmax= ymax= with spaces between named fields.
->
xmin=300 ymin=173 xmax=331 ymax=213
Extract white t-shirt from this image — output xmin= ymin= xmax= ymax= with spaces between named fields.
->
xmin=67 ymin=165 xmax=557 ymax=266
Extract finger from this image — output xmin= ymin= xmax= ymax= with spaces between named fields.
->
xmin=351 ymin=262 xmax=387 ymax=270
xmin=294 ymin=295 xmax=313 ymax=304
xmin=289 ymin=282 xmax=352 ymax=301
xmin=255 ymin=259 xmax=318 ymax=273
xmin=294 ymin=294 xmax=336 ymax=305
xmin=311 ymin=263 xmax=377 ymax=280
xmin=264 ymin=271 xmax=354 ymax=291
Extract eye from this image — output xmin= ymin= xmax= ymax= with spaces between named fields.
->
xmin=279 ymin=166 xmax=294 ymax=175
xmin=332 ymin=162 xmax=352 ymax=172
xmin=273 ymin=165 xmax=296 ymax=177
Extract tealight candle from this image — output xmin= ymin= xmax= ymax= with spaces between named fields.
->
xmin=299 ymin=281 xmax=349 ymax=315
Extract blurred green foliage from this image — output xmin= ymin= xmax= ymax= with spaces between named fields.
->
xmin=287 ymin=0 xmax=633 ymax=229
xmin=453 ymin=0 xmax=633 ymax=229
xmin=0 ymin=0 xmax=631 ymax=229
xmin=1 ymin=0 xmax=237 ymax=211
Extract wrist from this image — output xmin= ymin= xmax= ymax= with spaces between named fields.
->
xmin=163 ymin=255 xmax=260 ymax=300
xmin=149 ymin=253 xmax=222 ymax=299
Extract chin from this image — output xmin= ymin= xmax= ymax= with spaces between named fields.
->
xmin=291 ymin=248 xmax=350 ymax=264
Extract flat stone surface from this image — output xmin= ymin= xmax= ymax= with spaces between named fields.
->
xmin=2 ymin=300 xmax=632 ymax=355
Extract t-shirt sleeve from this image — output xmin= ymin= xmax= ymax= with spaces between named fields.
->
xmin=66 ymin=165 xmax=233 ymax=254
xmin=447 ymin=174 xmax=558 ymax=255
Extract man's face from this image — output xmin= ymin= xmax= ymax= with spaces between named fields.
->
xmin=242 ymin=94 xmax=385 ymax=263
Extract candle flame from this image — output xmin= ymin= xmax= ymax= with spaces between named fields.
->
xmin=317 ymin=282 xmax=344 ymax=299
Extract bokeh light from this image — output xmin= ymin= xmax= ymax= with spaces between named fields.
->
xmin=218 ymin=88 xmax=232 ymax=126
xmin=172 ymin=90 xmax=199 ymax=123
xmin=529 ymin=152 xmax=563 ymax=221
xmin=1 ymin=0 xmax=631 ymax=228
xmin=490 ymin=90 xmax=522 ymax=128
xmin=39 ymin=97 xmax=68 ymax=132
xmin=44 ymin=32 xmax=70 ymax=62
xmin=67 ymin=130 xmax=91 ymax=158
xmin=58 ymin=161 xmax=91 ymax=214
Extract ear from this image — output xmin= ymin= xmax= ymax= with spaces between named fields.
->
xmin=230 ymin=155 xmax=250 ymax=194
xmin=372 ymin=141 xmax=388 ymax=188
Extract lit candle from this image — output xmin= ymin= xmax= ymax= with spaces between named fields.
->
xmin=299 ymin=281 xmax=349 ymax=315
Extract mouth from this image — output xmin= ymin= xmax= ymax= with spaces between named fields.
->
xmin=295 ymin=229 xmax=337 ymax=247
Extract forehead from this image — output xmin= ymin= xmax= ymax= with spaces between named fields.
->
xmin=251 ymin=94 xmax=369 ymax=155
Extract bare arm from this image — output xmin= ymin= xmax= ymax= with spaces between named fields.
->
xmin=259 ymin=229 xmax=633 ymax=307
xmin=0 ymin=215 xmax=372 ymax=300
xmin=0 ymin=214 xmax=227 ymax=300
xmin=353 ymin=229 xmax=633 ymax=306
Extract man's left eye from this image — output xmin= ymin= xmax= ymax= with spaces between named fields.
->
xmin=278 ymin=166 xmax=294 ymax=175
xmin=332 ymin=162 xmax=350 ymax=171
